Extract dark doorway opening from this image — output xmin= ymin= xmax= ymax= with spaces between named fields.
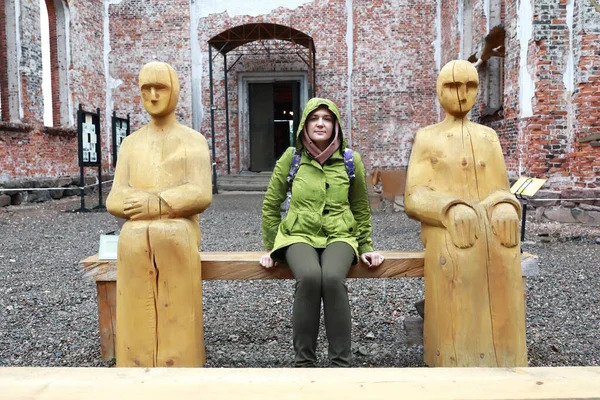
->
xmin=249 ymin=80 xmax=300 ymax=172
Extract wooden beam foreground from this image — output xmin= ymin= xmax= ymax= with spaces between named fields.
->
xmin=81 ymin=251 xmax=539 ymax=281
xmin=1 ymin=367 xmax=599 ymax=400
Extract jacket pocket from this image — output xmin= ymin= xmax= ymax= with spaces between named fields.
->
xmin=342 ymin=211 xmax=358 ymax=235
xmin=281 ymin=212 xmax=298 ymax=234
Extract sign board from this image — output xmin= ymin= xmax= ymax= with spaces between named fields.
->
xmin=98 ymin=234 xmax=119 ymax=261
xmin=77 ymin=105 xmax=101 ymax=167
xmin=112 ymin=112 xmax=130 ymax=167
xmin=510 ymin=177 xmax=547 ymax=197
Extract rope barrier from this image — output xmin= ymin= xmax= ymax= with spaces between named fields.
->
xmin=0 ymin=179 xmax=114 ymax=192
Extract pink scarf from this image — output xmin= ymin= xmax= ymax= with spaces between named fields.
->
xmin=301 ymin=121 xmax=342 ymax=165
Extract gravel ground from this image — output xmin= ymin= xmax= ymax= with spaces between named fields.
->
xmin=0 ymin=192 xmax=598 ymax=368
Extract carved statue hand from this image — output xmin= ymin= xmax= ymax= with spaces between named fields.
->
xmin=490 ymin=203 xmax=519 ymax=248
xmin=445 ymin=204 xmax=479 ymax=249
xmin=123 ymin=191 xmax=162 ymax=221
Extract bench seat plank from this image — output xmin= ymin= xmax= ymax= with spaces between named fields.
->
xmin=81 ymin=251 xmax=538 ymax=282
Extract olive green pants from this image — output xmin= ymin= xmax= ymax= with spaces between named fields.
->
xmin=285 ymin=242 xmax=355 ymax=367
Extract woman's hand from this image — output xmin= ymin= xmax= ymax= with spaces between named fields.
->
xmin=259 ymin=252 xmax=278 ymax=269
xmin=360 ymin=252 xmax=385 ymax=268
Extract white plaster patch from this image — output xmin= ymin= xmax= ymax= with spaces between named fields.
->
xmin=564 ymin=0 xmax=574 ymax=92
xmin=484 ymin=0 xmax=490 ymax=32
xmin=564 ymin=0 xmax=575 ymax=154
xmin=191 ymin=0 xmax=203 ymax=131
xmin=104 ymin=0 xmax=124 ymax=165
xmin=458 ymin=0 xmax=464 ymax=59
xmin=517 ymin=0 xmax=534 ymax=118
xmin=433 ymin=0 xmax=442 ymax=120
xmin=62 ymin=0 xmax=73 ymax=126
xmin=197 ymin=0 xmax=312 ymax=18
xmin=346 ymin=0 xmax=353 ymax=145
xmin=16 ymin=0 xmax=23 ymax=120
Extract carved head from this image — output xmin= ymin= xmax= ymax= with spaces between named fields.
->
xmin=436 ymin=60 xmax=479 ymax=117
xmin=139 ymin=62 xmax=180 ymax=118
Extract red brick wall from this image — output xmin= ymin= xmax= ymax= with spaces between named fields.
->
xmin=200 ymin=0 xmax=439 ymax=174
xmin=352 ymin=0 xmax=438 ymax=169
xmin=1 ymin=0 xmax=598 ymax=191
xmin=198 ymin=1 xmax=350 ymax=174
xmin=569 ymin=1 xmax=600 ymax=189
xmin=0 ymin=0 xmax=106 ymax=179
xmin=109 ymin=0 xmax=193 ymax=134
xmin=0 ymin=127 xmax=78 ymax=177
xmin=446 ymin=0 xmax=599 ymax=189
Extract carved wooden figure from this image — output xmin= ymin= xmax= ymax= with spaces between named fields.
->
xmin=404 ymin=60 xmax=527 ymax=367
xmin=106 ymin=62 xmax=212 ymax=367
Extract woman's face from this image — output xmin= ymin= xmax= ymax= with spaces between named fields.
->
xmin=306 ymin=106 xmax=334 ymax=150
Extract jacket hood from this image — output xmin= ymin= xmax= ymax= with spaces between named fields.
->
xmin=295 ymin=98 xmax=347 ymax=153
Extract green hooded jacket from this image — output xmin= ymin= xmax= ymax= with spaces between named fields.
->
xmin=261 ymin=98 xmax=374 ymax=265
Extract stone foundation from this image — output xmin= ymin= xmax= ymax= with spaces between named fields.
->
xmin=0 ymin=174 xmax=114 ymax=207
xmin=525 ymin=190 xmax=600 ymax=226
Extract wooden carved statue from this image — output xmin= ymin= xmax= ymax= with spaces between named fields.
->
xmin=404 ymin=60 xmax=527 ymax=367
xmin=106 ymin=62 xmax=212 ymax=367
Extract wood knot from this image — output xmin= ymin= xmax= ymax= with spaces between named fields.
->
xmin=430 ymin=157 xmax=438 ymax=164
xmin=166 ymin=359 xmax=174 ymax=367
xmin=479 ymin=160 xmax=486 ymax=167
xmin=461 ymin=158 xmax=468 ymax=167
xmin=439 ymin=256 xmax=446 ymax=265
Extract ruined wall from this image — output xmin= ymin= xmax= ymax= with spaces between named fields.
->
xmin=109 ymin=0 xmax=193 ymax=135
xmin=198 ymin=1 xmax=350 ymax=174
xmin=352 ymin=0 xmax=438 ymax=169
xmin=0 ymin=0 xmax=105 ymax=180
xmin=570 ymin=0 xmax=600 ymax=189
xmin=199 ymin=0 xmax=438 ymax=174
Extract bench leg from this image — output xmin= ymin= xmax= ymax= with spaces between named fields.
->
xmin=96 ymin=281 xmax=117 ymax=362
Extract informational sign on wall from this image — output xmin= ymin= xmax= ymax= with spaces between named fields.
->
xmin=77 ymin=105 xmax=101 ymax=168
xmin=112 ymin=112 xmax=130 ymax=167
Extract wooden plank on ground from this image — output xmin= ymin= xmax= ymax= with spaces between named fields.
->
xmin=1 ymin=367 xmax=599 ymax=400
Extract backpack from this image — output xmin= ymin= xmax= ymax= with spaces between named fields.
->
xmin=281 ymin=147 xmax=355 ymax=215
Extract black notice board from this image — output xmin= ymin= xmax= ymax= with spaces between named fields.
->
xmin=77 ymin=105 xmax=101 ymax=167
xmin=112 ymin=112 xmax=130 ymax=167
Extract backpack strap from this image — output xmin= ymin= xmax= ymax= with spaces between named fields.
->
xmin=343 ymin=148 xmax=356 ymax=198
xmin=286 ymin=148 xmax=302 ymax=189
xmin=282 ymin=148 xmax=302 ymax=215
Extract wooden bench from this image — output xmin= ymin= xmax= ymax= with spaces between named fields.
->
xmin=80 ymin=251 xmax=539 ymax=361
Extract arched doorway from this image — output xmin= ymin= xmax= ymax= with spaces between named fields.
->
xmin=207 ymin=24 xmax=316 ymax=181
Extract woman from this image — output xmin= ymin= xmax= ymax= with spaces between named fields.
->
xmin=260 ymin=97 xmax=384 ymax=367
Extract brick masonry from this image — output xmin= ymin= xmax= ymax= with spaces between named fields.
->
xmin=0 ymin=0 xmax=598 ymax=208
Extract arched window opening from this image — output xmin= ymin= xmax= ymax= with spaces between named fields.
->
xmin=40 ymin=0 xmax=70 ymax=127
xmin=40 ymin=0 xmax=53 ymax=126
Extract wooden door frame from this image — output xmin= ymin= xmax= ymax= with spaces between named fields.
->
xmin=238 ymin=72 xmax=308 ymax=172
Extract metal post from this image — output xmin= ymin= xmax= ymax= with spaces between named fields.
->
xmin=224 ymin=53 xmax=231 ymax=175
xmin=74 ymin=104 xmax=89 ymax=213
xmin=78 ymin=165 xmax=87 ymax=212
xmin=312 ymin=49 xmax=317 ymax=97
xmin=520 ymin=198 xmax=527 ymax=242
xmin=208 ymin=45 xmax=218 ymax=194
